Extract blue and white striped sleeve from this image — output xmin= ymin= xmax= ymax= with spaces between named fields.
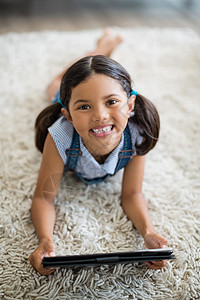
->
xmin=48 ymin=116 xmax=74 ymax=164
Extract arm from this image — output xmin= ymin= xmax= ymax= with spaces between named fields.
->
xmin=121 ymin=155 xmax=168 ymax=269
xmin=29 ymin=133 xmax=64 ymax=275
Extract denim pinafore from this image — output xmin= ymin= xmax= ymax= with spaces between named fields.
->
xmin=65 ymin=125 xmax=133 ymax=184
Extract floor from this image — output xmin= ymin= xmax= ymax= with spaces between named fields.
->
xmin=0 ymin=0 xmax=200 ymax=34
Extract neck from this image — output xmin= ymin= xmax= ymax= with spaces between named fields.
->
xmin=92 ymin=152 xmax=110 ymax=164
xmin=82 ymin=134 xmax=122 ymax=163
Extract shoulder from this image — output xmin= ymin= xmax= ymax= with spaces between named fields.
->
xmin=48 ymin=116 xmax=74 ymax=164
xmin=48 ymin=115 xmax=74 ymax=136
xmin=128 ymin=119 xmax=143 ymax=147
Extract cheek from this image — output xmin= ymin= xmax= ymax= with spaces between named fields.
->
xmin=72 ymin=114 xmax=89 ymax=131
xmin=115 ymin=105 xmax=129 ymax=120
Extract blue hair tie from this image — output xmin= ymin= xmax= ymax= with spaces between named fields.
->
xmin=130 ymin=90 xmax=137 ymax=96
xmin=58 ymin=98 xmax=66 ymax=108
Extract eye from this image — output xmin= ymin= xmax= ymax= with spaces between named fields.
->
xmin=78 ymin=104 xmax=90 ymax=110
xmin=107 ymin=99 xmax=118 ymax=106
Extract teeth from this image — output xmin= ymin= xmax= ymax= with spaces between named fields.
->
xmin=92 ymin=126 xmax=112 ymax=134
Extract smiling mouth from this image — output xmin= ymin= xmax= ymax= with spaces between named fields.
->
xmin=90 ymin=125 xmax=114 ymax=136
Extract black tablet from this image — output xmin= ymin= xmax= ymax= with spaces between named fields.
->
xmin=42 ymin=248 xmax=175 ymax=268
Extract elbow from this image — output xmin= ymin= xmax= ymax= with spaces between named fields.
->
xmin=31 ymin=194 xmax=55 ymax=210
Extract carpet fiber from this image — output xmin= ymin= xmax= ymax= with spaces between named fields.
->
xmin=0 ymin=28 xmax=200 ymax=299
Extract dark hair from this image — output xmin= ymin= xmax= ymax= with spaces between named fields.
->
xmin=35 ymin=55 xmax=160 ymax=155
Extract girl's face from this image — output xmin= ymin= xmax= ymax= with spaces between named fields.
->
xmin=62 ymin=74 xmax=135 ymax=157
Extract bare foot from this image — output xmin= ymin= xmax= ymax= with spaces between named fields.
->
xmin=47 ymin=29 xmax=123 ymax=100
xmin=94 ymin=28 xmax=123 ymax=57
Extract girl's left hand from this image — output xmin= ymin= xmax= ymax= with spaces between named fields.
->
xmin=143 ymin=232 xmax=168 ymax=269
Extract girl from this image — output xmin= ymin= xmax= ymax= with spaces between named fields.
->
xmin=29 ymin=30 xmax=168 ymax=275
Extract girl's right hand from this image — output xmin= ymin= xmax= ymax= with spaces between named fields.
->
xmin=29 ymin=239 xmax=56 ymax=275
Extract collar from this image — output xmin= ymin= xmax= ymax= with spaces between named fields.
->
xmin=79 ymin=134 xmax=124 ymax=175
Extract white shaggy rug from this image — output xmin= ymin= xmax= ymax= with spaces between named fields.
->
xmin=0 ymin=28 xmax=200 ymax=299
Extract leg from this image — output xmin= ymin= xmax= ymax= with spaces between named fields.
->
xmin=47 ymin=28 xmax=123 ymax=101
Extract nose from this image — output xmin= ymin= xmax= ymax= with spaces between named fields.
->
xmin=91 ymin=105 xmax=109 ymax=122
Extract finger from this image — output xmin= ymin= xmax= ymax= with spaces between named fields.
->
xmin=44 ymin=244 xmax=56 ymax=258
xmin=40 ymin=267 xmax=56 ymax=275
xmin=42 ymin=248 xmax=55 ymax=259
xmin=161 ymin=243 xmax=168 ymax=249
xmin=158 ymin=237 xmax=168 ymax=248
xmin=157 ymin=260 xmax=167 ymax=267
xmin=30 ymin=256 xmax=56 ymax=275
xmin=29 ymin=254 xmax=34 ymax=267
xmin=145 ymin=261 xmax=163 ymax=270
xmin=145 ymin=260 xmax=166 ymax=269
xmin=29 ymin=252 xmax=46 ymax=274
xmin=150 ymin=260 xmax=167 ymax=268
xmin=145 ymin=261 xmax=157 ymax=269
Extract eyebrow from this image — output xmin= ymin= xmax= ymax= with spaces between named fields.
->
xmin=73 ymin=99 xmax=90 ymax=106
xmin=73 ymin=94 xmax=121 ymax=106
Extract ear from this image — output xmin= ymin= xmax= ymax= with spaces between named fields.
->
xmin=61 ymin=108 xmax=73 ymax=123
xmin=127 ymin=95 xmax=136 ymax=113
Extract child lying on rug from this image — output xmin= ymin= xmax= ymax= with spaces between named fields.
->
xmin=29 ymin=29 xmax=168 ymax=275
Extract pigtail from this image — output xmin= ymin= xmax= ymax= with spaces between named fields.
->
xmin=35 ymin=103 xmax=62 ymax=153
xmin=130 ymin=93 xmax=160 ymax=155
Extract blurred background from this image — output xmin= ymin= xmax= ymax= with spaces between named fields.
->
xmin=0 ymin=0 xmax=199 ymax=34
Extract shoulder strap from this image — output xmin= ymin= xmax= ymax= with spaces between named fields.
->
xmin=114 ymin=124 xmax=133 ymax=173
xmin=65 ymin=129 xmax=82 ymax=171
